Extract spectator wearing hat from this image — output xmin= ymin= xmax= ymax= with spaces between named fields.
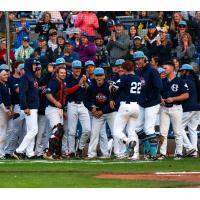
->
xmin=74 ymin=32 xmax=96 ymax=65
xmin=34 ymin=35 xmax=54 ymax=69
xmin=14 ymin=36 xmax=34 ymax=61
xmin=66 ymin=27 xmax=81 ymax=47
xmin=150 ymin=27 xmax=172 ymax=65
xmin=35 ymin=12 xmax=57 ymax=41
xmin=63 ymin=40 xmax=79 ymax=70
xmin=47 ymin=29 xmax=58 ymax=52
xmin=54 ymin=35 xmax=66 ymax=59
xmin=106 ymin=20 xmax=130 ymax=65
xmin=94 ymin=34 xmax=109 ymax=67
xmin=74 ymin=12 xmax=99 ymax=40
xmin=0 ymin=38 xmax=15 ymax=65
xmin=176 ymin=32 xmax=196 ymax=64
xmin=104 ymin=19 xmax=116 ymax=44
xmin=15 ymin=12 xmax=30 ymax=48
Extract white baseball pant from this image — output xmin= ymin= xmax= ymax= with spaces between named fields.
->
xmin=88 ymin=112 xmax=117 ymax=158
xmin=159 ymin=105 xmax=183 ymax=156
xmin=182 ymin=111 xmax=200 ymax=155
xmin=16 ymin=109 xmax=38 ymax=157
xmin=67 ymin=102 xmax=91 ymax=153
xmin=136 ymin=104 xmax=160 ymax=135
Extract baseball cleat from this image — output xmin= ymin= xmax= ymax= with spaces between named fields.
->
xmin=174 ymin=154 xmax=183 ymax=160
xmin=130 ymin=153 xmax=139 ymax=161
xmin=158 ymin=154 xmax=166 ymax=160
xmin=184 ymin=148 xmax=196 ymax=157
xmin=84 ymin=156 xmax=96 ymax=160
xmin=43 ymin=153 xmax=54 ymax=160
xmin=99 ymin=155 xmax=110 ymax=160
xmin=13 ymin=151 xmax=24 ymax=160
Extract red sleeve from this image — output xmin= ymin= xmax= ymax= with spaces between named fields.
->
xmin=74 ymin=13 xmax=83 ymax=27
xmin=65 ymin=84 xmax=80 ymax=94
xmin=92 ymin=14 xmax=99 ymax=29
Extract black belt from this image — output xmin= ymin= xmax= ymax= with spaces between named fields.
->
xmin=69 ymin=101 xmax=83 ymax=104
xmin=165 ymin=103 xmax=181 ymax=108
xmin=124 ymin=101 xmax=136 ymax=104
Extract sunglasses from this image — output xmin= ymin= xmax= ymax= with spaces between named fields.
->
xmin=179 ymin=25 xmax=186 ymax=28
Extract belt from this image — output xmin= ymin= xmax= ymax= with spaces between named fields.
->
xmin=69 ymin=101 xmax=83 ymax=104
xmin=165 ymin=103 xmax=181 ymax=108
xmin=122 ymin=101 xmax=137 ymax=104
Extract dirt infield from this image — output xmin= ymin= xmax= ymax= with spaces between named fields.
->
xmin=96 ymin=172 xmax=200 ymax=183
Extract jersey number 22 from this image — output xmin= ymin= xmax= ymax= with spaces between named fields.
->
xmin=130 ymin=82 xmax=141 ymax=94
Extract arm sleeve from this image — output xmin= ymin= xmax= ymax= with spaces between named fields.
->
xmin=74 ymin=13 xmax=83 ymax=27
xmin=65 ymin=84 xmax=80 ymax=95
xmin=180 ymin=79 xmax=189 ymax=94
xmin=46 ymin=81 xmax=58 ymax=95
xmin=83 ymin=86 xmax=95 ymax=111
xmin=85 ymin=44 xmax=96 ymax=56
xmin=112 ymin=36 xmax=130 ymax=50
xmin=152 ymin=69 xmax=163 ymax=91
xmin=19 ymin=76 xmax=29 ymax=110
xmin=92 ymin=14 xmax=99 ymax=29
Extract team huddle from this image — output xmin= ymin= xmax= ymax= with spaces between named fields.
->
xmin=0 ymin=50 xmax=199 ymax=161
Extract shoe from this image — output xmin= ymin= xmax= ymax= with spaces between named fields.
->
xmin=150 ymin=156 xmax=157 ymax=161
xmin=158 ymin=154 xmax=166 ymax=160
xmin=13 ymin=151 xmax=24 ymax=160
xmin=130 ymin=153 xmax=139 ymax=161
xmin=128 ymin=140 xmax=136 ymax=157
xmin=84 ymin=156 xmax=96 ymax=160
xmin=4 ymin=154 xmax=14 ymax=159
xmin=116 ymin=155 xmax=128 ymax=160
xmin=27 ymin=155 xmax=37 ymax=160
xmin=174 ymin=154 xmax=183 ymax=160
xmin=0 ymin=156 xmax=5 ymax=160
xmin=99 ymin=155 xmax=110 ymax=160
xmin=184 ymin=149 xmax=196 ymax=157
xmin=43 ymin=153 xmax=54 ymax=160
xmin=36 ymin=155 xmax=44 ymax=159
xmin=76 ymin=148 xmax=83 ymax=158
xmin=67 ymin=153 xmax=75 ymax=159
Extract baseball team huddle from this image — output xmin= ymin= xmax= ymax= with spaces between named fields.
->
xmin=0 ymin=48 xmax=199 ymax=161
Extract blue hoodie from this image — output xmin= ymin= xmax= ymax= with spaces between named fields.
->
xmin=19 ymin=58 xmax=39 ymax=110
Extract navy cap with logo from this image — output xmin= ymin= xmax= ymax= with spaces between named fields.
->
xmin=107 ymin=19 xmax=115 ymax=27
xmin=115 ymin=19 xmax=123 ymax=26
xmin=23 ymin=36 xmax=30 ymax=42
xmin=38 ymin=35 xmax=46 ymax=41
xmin=148 ymin=22 xmax=157 ymax=28
xmin=81 ymin=32 xmax=88 ymax=38
xmin=19 ymin=12 xmax=27 ymax=18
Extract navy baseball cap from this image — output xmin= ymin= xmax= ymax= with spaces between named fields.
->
xmin=0 ymin=64 xmax=9 ymax=71
xmin=72 ymin=60 xmax=82 ymax=69
xmin=179 ymin=64 xmax=193 ymax=71
xmin=133 ymin=51 xmax=145 ymax=60
xmin=38 ymin=35 xmax=46 ymax=41
xmin=19 ymin=12 xmax=27 ymax=17
xmin=115 ymin=19 xmax=123 ymax=26
xmin=115 ymin=59 xmax=125 ymax=66
xmin=178 ymin=21 xmax=187 ymax=26
xmin=32 ymin=59 xmax=41 ymax=65
xmin=23 ymin=36 xmax=30 ymax=42
xmin=81 ymin=32 xmax=88 ymax=38
xmin=148 ymin=22 xmax=156 ymax=28
xmin=107 ymin=19 xmax=115 ymax=27
xmin=94 ymin=67 xmax=105 ymax=76
xmin=85 ymin=60 xmax=95 ymax=67
xmin=55 ymin=58 xmax=66 ymax=65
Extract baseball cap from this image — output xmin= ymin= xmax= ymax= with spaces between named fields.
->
xmin=55 ymin=58 xmax=66 ymax=65
xmin=157 ymin=67 xmax=165 ymax=74
xmin=72 ymin=60 xmax=82 ymax=69
xmin=115 ymin=59 xmax=125 ymax=66
xmin=71 ymin=27 xmax=81 ymax=34
xmin=94 ymin=34 xmax=102 ymax=40
xmin=107 ymin=19 xmax=115 ymax=27
xmin=133 ymin=51 xmax=145 ymax=60
xmin=19 ymin=63 xmax=25 ymax=70
xmin=148 ymin=22 xmax=156 ymax=28
xmin=23 ymin=36 xmax=30 ymax=42
xmin=65 ymin=40 xmax=72 ymax=45
xmin=81 ymin=32 xmax=88 ymax=38
xmin=31 ymin=59 xmax=41 ymax=66
xmin=178 ymin=21 xmax=187 ymax=26
xmin=179 ymin=64 xmax=193 ymax=71
xmin=134 ymin=36 xmax=142 ymax=40
xmin=0 ymin=64 xmax=9 ymax=71
xmin=38 ymin=35 xmax=46 ymax=42
xmin=115 ymin=19 xmax=123 ymax=26
xmin=94 ymin=67 xmax=105 ymax=76
xmin=19 ymin=12 xmax=27 ymax=17
xmin=85 ymin=60 xmax=95 ymax=67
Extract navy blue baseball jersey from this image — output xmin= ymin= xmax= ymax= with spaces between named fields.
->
xmin=84 ymin=80 xmax=114 ymax=114
xmin=181 ymin=75 xmax=200 ymax=112
xmin=65 ymin=74 xmax=86 ymax=102
xmin=0 ymin=82 xmax=11 ymax=108
xmin=8 ymin=75 xmax=20 ymax=105
xmin=136 ymin=63 xmax=163 ymax=108
xmin=116 ymin=74 xmax=141 ymax=103
xmin=161 ymin=77 xmax=189 ymax=105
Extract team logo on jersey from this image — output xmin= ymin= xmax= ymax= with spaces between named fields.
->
xmin=184 ymin=83 xmax=189 ymax=90
xmin=96 ymin=93 xmax=107 ymax=103
xmin=33 ymin=79 xmax=38 ymax=89
xmin=171 ymin=84 xmax=179 ymax=92
xmin=139 ymin=77 xmax=145 ymax=88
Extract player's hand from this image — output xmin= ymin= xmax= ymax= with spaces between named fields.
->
xmin=164 ymin=97 xmax=174 ymax=103
xmin=24 ymin=108 xmax=31 ymax=116
xmin=94 ymin=111 xmax=103 ymax=118
xmin=47 ymin=64 xmax=54 ymax=73
xmin=55 ymin=101 xmax=62 ymax=109
xmin=144 ymin=35 xmax=150 ymax=42
xmin=6 ymin=111 xmax=12 ymax=118
xmin=63 ymin=112 xmax=67 ymax=120
xmin=15 ymin=87 xmax=19 ymax=93
xmin=110 ymin=100 xmax=115 ymax=109
xmin=91 ymin=107 xmax=97 ymax=114
xmin=160 ymin=98 xmax=165 ymax=106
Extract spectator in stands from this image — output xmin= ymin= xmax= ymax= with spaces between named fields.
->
xmin=172 ymin=57 xmax=182 ymax=73
xmin=103 ymin=19 xmax=116 ymax=44
xmin=150 ymin=55 xmax=162 ymax=70
xmin=94 ymin=34 xmax=109 ymax=67
xmin=47 ymin=29 xmax=58 ymax=52
xmin=15 ymin=12 xmax=30 ymax=48
xmin=74 ymin=11 xmax=99 ymax=40
xmin=63 ymin=40 xmax=79 ymax=70
xmin=176 ymin=32 xmax=196 ymax=64
xmin=129 ymin=25 xmax=138 ymax=41
xmin=54 ymin=35 xmax=66 ymax=59
xmin=150 ymin=27 xmax=172 ymax=64
xmin=35 ymin=12 xmax=57 ymax=41
xmin=106 ymin=20 xmax=130 ymax=65
xmin=34 ymin=35 xmax=54 ymax=69
xmin=66 ymin=28 xmax=81 ymax=47
xmin=194 ymin=11 xmax=200 ymax=52
xmin=170 ymin=12 xmax=183 ymax=33
xmin=14 ymin=36 xmax=34 ymax=61
xmin=0 ymin=37 xmax=15 ymax=64
xmin=74 ymin=32 xmax=96 ymax=65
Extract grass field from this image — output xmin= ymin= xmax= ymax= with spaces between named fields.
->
xmin=0 ymin=158 xmax=200 ymax=188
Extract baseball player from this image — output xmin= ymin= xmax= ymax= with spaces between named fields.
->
xmin=44 ymin=65 xmax=84 ymax=160
xmin=64 ymin=60 xmax=90 ymax=158
xmin=179 ymin=64 xmax=200 ymax=157
xmin=84 ymin=67 xmax=116 ymax=159
xmin=134 ymin=51 xmax=163 ymax=160
xmin=13 ymin=58 xmax=41 ymax=159
xmin=159 ymin=61 xmax=190 ymax=160
xmin=112 ymin=60 xmax=141 ymax=160
xmin=0 ymin=65 xmax=13 ymax=159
